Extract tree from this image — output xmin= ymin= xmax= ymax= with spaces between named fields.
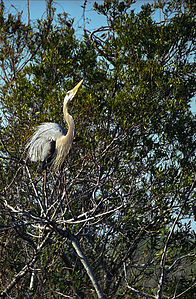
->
xmin=0 ymin=0 xmax=195 ymax=298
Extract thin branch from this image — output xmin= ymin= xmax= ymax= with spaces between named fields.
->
xmin=2 ymin=165 xmax=23 ymax=192
xmin=81 ymin=0 xmax=88 ymax=32
xmin=53 ymin=291 xmax=74 ymax=298
xmin=123 ymin=262 xmax=156 ymax=298
xmin=172 ymin=282 xmax=196 ymax=299
xmin=0 ymin=232 xmax=51 ymax=298
xmin=3 ymin=200 xmax=22 ymax=213
xmin=156 ymin=181 xmax=195 ymax=299
xmin=29 ymin=269 xmax=35 ymax=290
xmin=0 ymin=131 xmax=20 ymax=163
xmin=56 ymin=204 xmax=123 ymax=224
xmin=25 ymin=165 xmax=46 ymax=216
xmin=87 ymin=26 xmax=110 ymax=41
xmin=167 ymin=253 xmax=195 ymax=273
xmin=27 ymin=0 xmax=30 ymax=25
xmin=85 ymin=26 xmax=115 ymax=64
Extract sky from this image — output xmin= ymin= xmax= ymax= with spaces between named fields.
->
xmin=2 ymin=0 xmax=196 ymax=230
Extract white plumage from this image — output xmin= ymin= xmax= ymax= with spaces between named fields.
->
xmin=26 ymin=80 xmax=83 ymax=170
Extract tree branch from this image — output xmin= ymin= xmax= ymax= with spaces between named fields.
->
xmin=49 ymin=223 xmax=105 ymax=299
xmin=0 ymin=232 xmax=51 ymax=298
xmin=156 ymin=182 xmax=195 ymax=299
xmin=69 ymin=233 xmax=105 ymax=299
xmin=123 ymin=262 xmax=156 ymax=298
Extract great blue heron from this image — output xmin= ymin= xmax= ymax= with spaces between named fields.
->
xmin=26 ymin=80 xmax=83 ymax=171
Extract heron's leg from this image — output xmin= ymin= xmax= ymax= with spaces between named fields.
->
xmin=43 ymin=169 xmax=48 ymax=213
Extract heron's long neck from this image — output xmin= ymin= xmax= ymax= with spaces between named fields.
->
xmin=63 ymin=105 xmax=75 ymax=140
xmin=52 ymin=103 xmax=75 ymax=170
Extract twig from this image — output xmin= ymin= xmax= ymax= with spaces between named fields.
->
xmin=56 ymin=204 xmax=123 ymax=224
xmin=0 ymin=232 xmax=51 ymax=298
xmin=3 ymin=200 xmax=21 ymax=213
xmin=156 ymin=181 xmax=195 ymax=299
xmin=2 ymin=165 xmax=23 ymax=192
xmin=82 ymin=0 xmax=88 ymax=32
xmin=171 ymin=282 xmax=196 ymax=299
xmin=123 ymin=262 xmax=156 ymax=298
xmin=53 ymin=290 xmax=75 ymax=298
xmin=27 ymin=0 xmax=30 ymax=25
xmin=25 ymin=165 xmax=45 ymax=216
xmin=29 ymin=269 xmax=35 ymax=290
xmin=167 ymin=253 xmax=195 ymax=273
xmin=87 ymin=26 xmax=110 ymax=41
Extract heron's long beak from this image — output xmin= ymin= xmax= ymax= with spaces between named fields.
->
xmin=64 ymin=79 xmax=83 ymax=105
xmin=72 ymin=79 xmax=83 ymax=95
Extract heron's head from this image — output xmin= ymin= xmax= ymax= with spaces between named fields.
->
xmin=64 ymin=79 xmax=83 ymax=106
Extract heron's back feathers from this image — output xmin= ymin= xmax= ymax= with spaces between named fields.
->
xmin=26 ymin=122 xmax=67 ymax=168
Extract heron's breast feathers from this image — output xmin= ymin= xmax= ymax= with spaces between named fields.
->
xmin=51 ymin=135 xmax=74 ymax=170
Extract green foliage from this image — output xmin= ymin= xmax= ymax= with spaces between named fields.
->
xmin=0 ymin=0 xmax=195 ymax=298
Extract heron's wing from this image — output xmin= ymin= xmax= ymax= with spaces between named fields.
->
xmin=26 ymin=122 xmax=66 ymax=162
xmin=28 ymin=136 xmax=56 ymax=162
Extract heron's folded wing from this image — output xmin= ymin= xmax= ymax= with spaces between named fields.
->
xmin=26 ymin=122 xmax=66 ymax=162
xmin=28 ymin=136 xmax=56 ymax=162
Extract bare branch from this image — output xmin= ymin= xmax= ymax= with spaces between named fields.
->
xmin=81 ymin=0 xmax=88 ymax=32
xmin=25 ymin=165 xmax=45 ymax=216
xmin=156 ymin=181 xmax=195 ymax=299
xmin=172 ymin=282 xmax=196 ymax=299
xmin=56 ymin=204 xmax=123 ymax=224
xmin=0 ymin=232 xmax=51 ymax=298
xmin=123 ymin=262 xmax=156 ymax=298
xmin=69 ymin=233 xmax=105 ymax=299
